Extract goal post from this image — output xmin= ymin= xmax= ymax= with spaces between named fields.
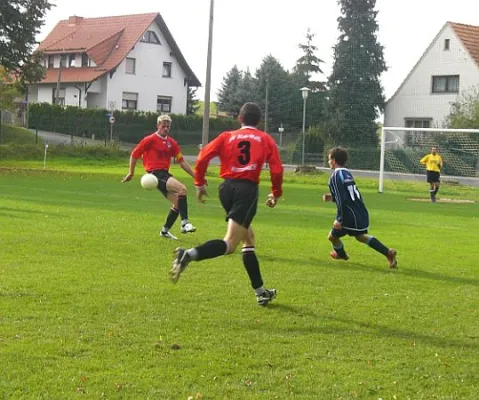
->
xmin=379 ymin=127 xmax=479 ymax=193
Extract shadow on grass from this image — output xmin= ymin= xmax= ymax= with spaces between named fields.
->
xmin=264 ymin=303 xmax=477 ymax=350
xmin=262 ymin=254 xmax=479 ymax=287
xmin=0 ymin=207 xmax=66 ymax=218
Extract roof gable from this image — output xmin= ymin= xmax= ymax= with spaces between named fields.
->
xmin=386 ymin=22 xmax=479 ymax=104
xmin=36 ymin=12 xmax=201 ymax=86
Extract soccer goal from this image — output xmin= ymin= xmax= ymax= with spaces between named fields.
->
xmin=379 ymin=127 xmax=479 ymax=193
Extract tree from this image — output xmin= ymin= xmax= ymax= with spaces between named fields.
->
xmin=0 ymin=0 xmax=52 ymax=86
xmin=293 ymin=28 xmax=326 ymax=91
xmin=326 ymin=0 xmax=387 ymax=148
xmin=446 ymin=86 xmax=479 ymax=129
xmin=217 ymin=65 xmax=243 ymax=116
xmin=0 ymin=67 xmax=20 ymax=111
xmin=186 ymin=86 xmax=200 ymax=115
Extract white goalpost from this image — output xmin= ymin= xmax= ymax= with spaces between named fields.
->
xmin=379 ymin=127 xmax=479 ymax=193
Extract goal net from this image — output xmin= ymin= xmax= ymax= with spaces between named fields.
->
xmin=379 ymin=127 xmax=479 ymax=193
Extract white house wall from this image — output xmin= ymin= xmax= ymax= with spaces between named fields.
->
xmin=105 ymin=21 xmax=188 ymax=113
xmin=384 ymin=24 xmax=479 ymax=128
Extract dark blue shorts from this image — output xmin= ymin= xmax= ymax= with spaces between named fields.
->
xmin=331 ymin=227 xmax=368 ymax=238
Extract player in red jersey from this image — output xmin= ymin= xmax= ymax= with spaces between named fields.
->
xmin=170 ymin=102 xmax=284 ymax=306
xmin=122 ymin=114 xmax=196 ymax=239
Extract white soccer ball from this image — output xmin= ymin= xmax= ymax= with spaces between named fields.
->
xmin=140 ymin=173 xmax=158 ymax=190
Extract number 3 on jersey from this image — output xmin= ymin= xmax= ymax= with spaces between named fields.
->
xmin=237 ymin=141 xmax=251 ymax=165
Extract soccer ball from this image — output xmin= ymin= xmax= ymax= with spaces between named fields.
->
xmin=140 ymin=173 xmax=158 ymax=190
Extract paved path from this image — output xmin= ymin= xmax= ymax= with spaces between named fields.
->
xmin=31 ymin=129 xmax=479 ymax=187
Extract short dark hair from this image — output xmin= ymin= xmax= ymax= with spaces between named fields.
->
xmin=328 ymin=147 xmax=348 ymax=166
xmin=239 ymin=102 xmax=261 ymax=126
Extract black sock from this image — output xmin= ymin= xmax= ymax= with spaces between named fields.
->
xmin=333 ymin=242 xmax=348 ymax=258
xmin=429 ymin=189 xmax=435 ymax=199
xmin=178 ymin=195 xmax=188 ymax=222
xmin=162 ymin=208 xmax=179 ymax=231
xmin=242 ymin=247 xmax=263 ymax=289
xmin=195 ymin=240 xmax=228 ymax=261
xmin=367 ymin=237 xmax=389 ymax=256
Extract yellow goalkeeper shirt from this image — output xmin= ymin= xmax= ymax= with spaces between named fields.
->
xmin=420 ymin=153 xmax=443 ymax=172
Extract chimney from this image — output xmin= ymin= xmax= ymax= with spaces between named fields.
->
xmin=68 ymin=15 xmax=84 ymax=25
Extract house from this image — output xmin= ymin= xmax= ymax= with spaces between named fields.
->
xmin=28 ymin=13 xmax=201 ymax=114
xmin=384 ymin=22 xmax=479 ymax=129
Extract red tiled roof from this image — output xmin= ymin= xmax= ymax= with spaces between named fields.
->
xmin=450 ymin=22 xmax=479 ymax=67
xmin=36 ymin=13 xmax=201 ymax=86
xmin=41 ymin=67 xmax=106 ymax=84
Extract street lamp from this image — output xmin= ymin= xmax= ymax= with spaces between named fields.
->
xmin=300 ymin=87 xmax=310 ymax=165
xmin=278 ymin=123 xmax=284 ymax=148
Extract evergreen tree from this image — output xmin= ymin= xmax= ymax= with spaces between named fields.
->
xmin=0 ymin=0 xmax=52 ymax=86
xmin=326 ymin=0 xmax=387 ymax=148
xmin=217 ymin=65 xmax=243 ymax=116
xmin=186 ymin=86 xmax=200 ymax=115
xmin=294 ymin=28 xmax=326 ymax=91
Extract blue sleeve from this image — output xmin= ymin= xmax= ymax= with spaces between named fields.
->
xmin=331 ymin=170 xmax=350 ymax=223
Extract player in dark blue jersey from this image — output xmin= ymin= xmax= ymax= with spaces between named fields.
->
xmin=323 ymin=147 xmax=397 ymax=269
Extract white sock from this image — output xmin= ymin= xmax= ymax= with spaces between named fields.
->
xmin=186 ymin=248 xmax=198 ymax=260
xmin=254 ymin=286 xmax=265 ymax=296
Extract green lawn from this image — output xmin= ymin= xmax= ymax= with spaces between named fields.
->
xmin=1 ymin=161 xmax=478 ymax=399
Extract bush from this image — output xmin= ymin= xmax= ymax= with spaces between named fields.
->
xmin=28 ymin=103 xmax=240 ymax=145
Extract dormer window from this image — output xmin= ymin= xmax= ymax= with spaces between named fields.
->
xmin=141 ymin=30 xmax=160 ymax=44
xmin=81 ymin=53 xmax=90 ymax=67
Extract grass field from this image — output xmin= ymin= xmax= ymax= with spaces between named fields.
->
xmin=1 ymin=160 xmax=478 ymax=399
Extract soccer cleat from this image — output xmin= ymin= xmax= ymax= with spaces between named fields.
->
xmin=181 ymin=222 xmax=196 ymax=234
xmin=329 ymin=250 xmax=349 ymax=261
xmin=256 ymin=288 xmax=277 ymax=306
xmin=160 ymin=230 xmax=178 ymax=240
xmin=170 ymin=247 xmax=191 ymax=283
xmin=387 ymin=249 xmax=398 ymax=269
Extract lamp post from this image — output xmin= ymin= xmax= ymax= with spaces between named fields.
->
xmin=300 ymin=87 xmax=310 ymax=165
xmin=278 ymin=123 xmax=284 ymax=148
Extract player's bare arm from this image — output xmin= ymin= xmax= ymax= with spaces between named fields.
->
xmin=122 ymin=155 xmax=139 ymax=182
xmin=179 ymin=159 xmax=195 ymax=180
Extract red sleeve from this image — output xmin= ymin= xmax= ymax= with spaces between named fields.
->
xmin=266 ymin=135 xmax=283 ymax=198
xmin=171 ymin=140 xmax=183 ymax=162
xmin=131 ymin=136 xmax=151 ymax=159
xmin=194 ymin=133 xmax=224 ymax=186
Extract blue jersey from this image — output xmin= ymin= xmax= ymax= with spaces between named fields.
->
xmin=328 ymin=168 xmax=369 ymax=231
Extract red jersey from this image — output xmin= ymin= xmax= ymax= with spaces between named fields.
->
xmin=195 ymin=126 xmax=283 ymax=197
xmin=131 ymin=133 xmax=183 ymax=172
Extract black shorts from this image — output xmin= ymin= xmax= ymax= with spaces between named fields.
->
xmin=426 ymin=170 xmax=440 ymax=183
xmin=219 ymin=179 xmax=258 ymax=229
xmin=149 ymin=169 xmax=172 ymax=197
xmin=331 ymin=227 xmax=368 ymax=238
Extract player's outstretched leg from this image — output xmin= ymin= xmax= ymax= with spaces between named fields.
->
xmin=356 ymin=234 xmax=398 ymax=269
xmin=328 ymin=231 xmax=349 ymax=260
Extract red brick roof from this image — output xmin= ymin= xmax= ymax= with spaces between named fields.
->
xmin=450 ymin=22 xmax=479 ymax=67
xmin=36 ymin=13 xmax=201 ymax=86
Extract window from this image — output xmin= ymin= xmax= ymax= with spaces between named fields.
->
xmin=140 ymin=30 xmax=160 ymax=44
xmin=125 ymin=58 xmax=136 ymax=74
xmin=60 ymin=54 xmax=68 ymax=68
xmin=81 ymin=53 xmax=90 ymax=67
xmin=157 ymin=96 xmax=172 ymax=113
xmin=432 ymin=75 xmax=459 ymax=93
xmin=444 ymin=39 xmax=450 ymax=50
xmin=163 ymin=62 xmax=172 ymax=78
xmin=47 ymin=55 xmax=54 ymax=68
xmin=405 ymin=119 xmax=431 ymax=128
xmin=51 ymin=88 xmax=65 ymax=105
xmin=68 ymin=54 xmax=76 ymax=67
xmin=122 ymin=92 xmax=138 ymax=110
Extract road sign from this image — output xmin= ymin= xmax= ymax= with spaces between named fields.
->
xmin=109 ymin=116 xmax=116 ymax=124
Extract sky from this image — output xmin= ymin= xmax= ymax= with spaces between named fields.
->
xmin=37 ymin=0 xmax=477 ymax=102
